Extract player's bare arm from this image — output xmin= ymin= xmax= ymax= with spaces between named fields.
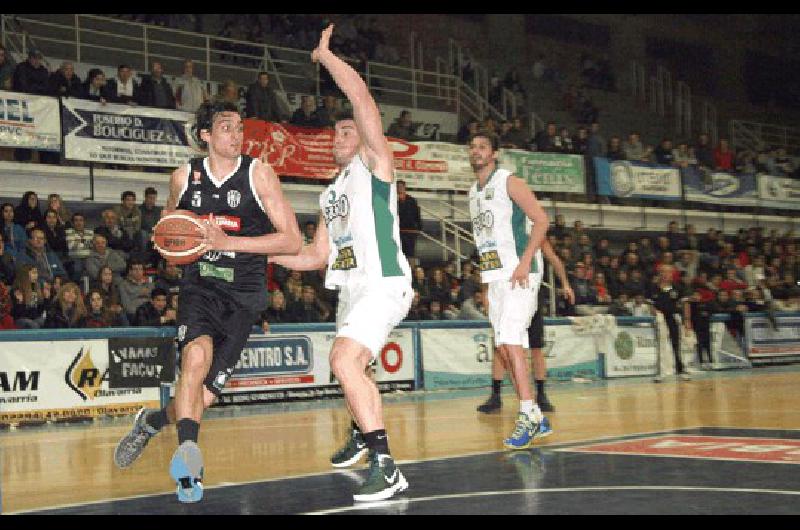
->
xmin=204 ymin=160 xmax=302 ymax=256
xmin=163 ymin=165 xmax=190 ymax=215
xmin=542 ymin=240 xmax=575 ymax=304
xmin=270 ymin=213 xmax=330 ymax=272
xmin=507 ymin=175 xmax=549 ymax=288
xmin=313 ymin=24 xmax=393 ymax=182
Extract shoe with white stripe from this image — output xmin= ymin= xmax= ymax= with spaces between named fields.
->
xmin=353 ymin=452 xmax=408 ymax=502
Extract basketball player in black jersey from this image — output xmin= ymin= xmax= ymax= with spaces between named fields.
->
xmin=114 ymin=101 xmax=301 ymax=503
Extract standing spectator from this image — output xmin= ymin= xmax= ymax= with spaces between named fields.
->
xmin=15 ymin=191 xmax=44 ymax=233
xmin=694 ymin=133 xmax=715 ymax=171
xmin=81 ymin=68 xmax=108 ymax=102
xmin=65 ymin=213 xmax=94 ymax=282
xmin=245 ymin=72 xmax=283 ymax=122
xmin=85 ymin=234 xmax=127 ymax=283
xmin=0 ymin=44 xmax=16 ymax=90
xmin=623 ymin=132 xmax=646 ymax=162
xmin=43 ymin=282 xmax=87 ymax=329
xmin=652 ymin=264 xmax=691 ymax=379
xmin=16 ymin=227 xmax=67 ymax=283
xmin=133 ymin=288 xmax=176 ymax=326
xmin=386 ymin=110 xmax=417 ymax=140
xmin=397 ymin=180 xmax=422 ymax=266
xmin=42 ymin=209 xmax=68 ymax=260
xmin=559 ymin=127 xmax=575 ymax=153
xmin=113 ymin=191 xmax=143 ymax=247
xmin=105 ymin=64 xmax=140 ymax=105
xmin=12 ymin=49 xmax=49 ymax=95
xmin=118 ymin=259 xmax=153 ymax=321
xmin=586 ymin=122 xmax=606 ymax=158
xmin=290 ymin=95 xmax=321 ymax=127
xmin=140 ymin=187 xmax=162 ymax=249
xmin=315 ymin=95 xmax=340 ymax=128
xmin=572 ymin=126 xmax=589 ymax=154
xmin=49 ymin=61 xmax=83 ymax=98
xmin=95 ymin=209 xmax=135 ymax=256
xmin=713 ymin=138 xmax=735 ymax=172
xmin=174 ymin=59 xmax=208 ymax=113
xmin=1 ymin=202 xmax=27 ymax=257
xmin=138 ymin=61 xmax=176 ymax=109
xmin=11 ymin=265 xmax=48 ymax=328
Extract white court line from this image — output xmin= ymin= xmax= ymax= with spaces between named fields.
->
xmin=303 ymin=486 xmax=800 ymax=515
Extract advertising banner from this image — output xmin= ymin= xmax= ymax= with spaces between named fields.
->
xmin=107 ymin=337 xmax=176 ymax=388
xmin=604 ymin=324 xmax=658 ymax=378
xmin=216 ymin=328 xmax=414 ymax=405
xmin=710 ymin=320 xmax=751 ymax=370
xmin=758 ymin=174 xmax=800 ymax=210
xmin=0 ymin=340 xmax=159 ymax=423
xmin=682 ymin=167 xmax=759 ymax=207
xmin=502 ymin=151 xmax=586 ymax=194
xmin=543 ymin=322 xmax=602 ymax=380
xmin=595 ymin=158 xmax=681 ymax=200
xmin=0 ymin=90 xmax=61 ymax=151
xmin=61 ymin=98 xmax=202 ymax=166
xmin=744 ymin=313 xmax=800 ymax=361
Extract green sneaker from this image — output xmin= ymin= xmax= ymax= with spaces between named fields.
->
xmin=331 ymin=428 xmax=368 ymax=468
xmin=353 ymin=452 xmax=409 ymax=502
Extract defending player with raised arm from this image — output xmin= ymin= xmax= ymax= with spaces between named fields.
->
xmin=271 ymin=24 xmax=412 ymax=502
xmin=468 ymin=131 xmax=553 ymax=449
xmin=114 ymin=101 xmax=301 ymax=504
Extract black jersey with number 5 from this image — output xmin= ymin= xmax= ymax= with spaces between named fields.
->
xmin=176 ymin=155 xmax=272 ymax=311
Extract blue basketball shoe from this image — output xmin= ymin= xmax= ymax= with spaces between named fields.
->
xmin=503 ymin=412 xmax=540 ymax=450
xmin=169 ymin=441 xmax=204 ymax=503
xmin=536 ymin=416 xmax=553 ymax=439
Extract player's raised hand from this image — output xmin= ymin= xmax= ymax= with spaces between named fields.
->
xmin=312 ymin=24 xmax=335 ymax=63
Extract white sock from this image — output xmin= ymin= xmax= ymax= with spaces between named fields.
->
xmin=520 ymin=401 xmax=543 ymax=423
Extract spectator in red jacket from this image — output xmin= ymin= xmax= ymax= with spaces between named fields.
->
xmin=720 ymin=268 xmax=748 ymax=293
xmin=713 ymin=138 xmax=735 ymax=172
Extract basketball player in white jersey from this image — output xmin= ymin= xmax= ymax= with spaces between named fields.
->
xmin=468 ymin=131 xmax=552 ymax=449
xmin=271 ymin=25 xmax=412 ymax=502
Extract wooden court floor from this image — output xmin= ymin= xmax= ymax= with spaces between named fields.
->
xmin=2 ymin=366 xmax=799 ymax=514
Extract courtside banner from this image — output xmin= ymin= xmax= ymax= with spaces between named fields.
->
xmin=0 ymin=90 xmax=61 ymax=151
xmin=604 ymin=324 xmax=658 ymax=378
xmin=421 ymin=326 xmax=495 ymax=389
xmin=216 ymin=329 xmax=414 ymax=405
xmin=61 ymin=98 xmax=202 ymax=166
xmin=502 ymin=151 xmax=586 ymax=193
xmin=744 ymin=313 xmax=800 ymax=361
xmin=107 ymin=337 xmax=176 ymax=388
xmin=758 ymin=174 xmax=800 ymax=210
xmin=544 ymin=322 xmax=601 ymax=380
xmin=682 ymin=167 xmax=759 ymax=207
xmin=595 ymin=158 xmax=682 ymax=200
xmin=0 ymin=340 xmax=159 ymax=423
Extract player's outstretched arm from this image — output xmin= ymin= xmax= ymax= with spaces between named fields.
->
xmin=507 ymin=175 xmax=549 ymax=288
xmin=270 ymin=213 xmax=330 ymax=271
xmin=205 ymin=160 xmax=302 ymax=256
xmin=542 ymin=240 xmax=575 ymax=304
xmin=312 ymin=24 xmax=393 ymax=181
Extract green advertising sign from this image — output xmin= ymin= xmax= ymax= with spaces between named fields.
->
xmin=501 ymin=150 xmax=586 ymax=193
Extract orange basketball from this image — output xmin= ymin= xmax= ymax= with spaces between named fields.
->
xmin=152 ymin=210 xmax=208 ymax=265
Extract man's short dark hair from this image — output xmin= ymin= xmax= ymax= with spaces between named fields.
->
xmin=397 ymin=179 xmax=407 ymax=187
xmin=151 ymin=288 xmax=168 ymax=299
xmin=194 ymin=101 xmax=241 ymax=149
xmin=118 ymin=64 xmax=131 ymax=71
xmin=468 ymin=132 xmax=499 ymax=151
xmin=121 ymin=191 xmax=136 ymax=201
xmin=257 ymin=71 xmax=269 ymax=78
xmin=126 ymin=258 xmax=145 ymax=274
xmin=71 ymin=212 xmax=84 ymax=220
xmin=144 ymin=187 xmax=157 ymax=196
xmin=400 ymin=110 xmax=411 ymax=118
xmin=334 ymin=109 xmax=355 ymax=123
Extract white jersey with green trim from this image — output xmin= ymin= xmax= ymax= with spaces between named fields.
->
xmin=469 ymin=168 xmax=542 ymax=283
xmin=321 ymin=154 xmax=412 ymax=289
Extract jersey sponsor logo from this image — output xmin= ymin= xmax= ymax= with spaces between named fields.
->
xmin=198 ymin=262 xmax=235 ymax=282
xmin=192 ymin=171 xmax=201 ymax=185
xmin=472 ymin=210 xmax=494 ymax=234
xmin=332 ymin=246 xmax=357 ymax=271
xmin=323 ymin=190 xmax=350 ymax=225
xmin=485 ymin=187 xmax=494 ymax=200
xmin=202 ymin=250 xmax=236 ymax=262
xmin=227 ymin=190 xmax=241 ymax=208
xmin=479 ymin=250 xmax=502 ymax=272
xmin=199 ymin=214 xmax=241 ymax=232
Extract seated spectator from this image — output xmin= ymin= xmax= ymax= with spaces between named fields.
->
xmin=406 ymin=290 xmax=428 ymax=320
xmin=290 ymin=95 xmax=322 ymax=127
xmin=428 ymin=268 xmax=450 ymax=304
xmin=95 ymin=209 xmax=135 ymax=255
xmin=386 ymin=110 xmax=417 ymax=141
xmin=43 ymin=282 xmax=87 ymax=329
xmin=425 ymin=299 xmax=444 ymax=320
xmin=623 ymin=132 xmax=646 ymax=162
xmin=607 ymin=136 xmax=626 ymax=161
xmin=500 ymin=117 xmax=529 ymax=150
xmin=113 ymin=191 xmax=143 ymax=248
xmin=91 ymin=265 xmax=128 ymax=323
xmin=42 ymin=209 xmax=68 ymax=260
xmin=630 ymin=293 xmax=653 ymax=317
xmin=174 ymin=59 xmax=209 ymax=113
xmin=65 ymin=213 xmax=94 ymax=281
xmin=457 ymin=120 xmax=479 ymax=144
xmin=262 ymin=289 xmax=293 ymax=325
xmin=16 ymin=228 xmax=67 ymax=283
xmin=138 ymin=61 xmax=176 ymax=109
xmin=81 ymin=68 xmax=108 ymax=103
xmin=694 ymin=133 xmax=714 ymax=170
xmin=608 ymin=293 xmax=633 ymax=316
xmin=572 ymin=262 xmax=597 ymax=305
xmin=11 ymin=265 xmax=48 ymax=328
xmin=85 ymin=233 xmax=127 ymax=283
xmin=594 ymin=272 xmax=612 ymax=304
xmin=13 ymin=49 xmax=49 ymax=96
xmin=559 ymin=127 xmax=574 ymax=153
xmin=134 ymin=288 xmax=176 ymax=326
xmin=118 ymin=259 xmax=154 ymax=321
xmin=572 ymin=126 xmax=589 ymax=155
xmin=654 ymin=138 xmax=675 ymax=166
xmin=458 ymin=290 xmax=488 ymax=320
xmin=713 ymin=138 xmax=735 ymax=172
xmin=773 ymin=287 xmax=800 ymax=312
xmin=535 ymin=122 xmax=561 ymax=153
xmin=735 ymin=149 xmax=757 ymax=174
xmin=0 ymin=233 xmax=15 ymax=286
xmin=245 ymin=72 xmax=282 ymax=122
xmin=0 ymin=44 xmax=16 ymax=90
xmin=773 ymin=147 xmax=795 ymax=176
xmin=720 ymin=268 xmax=748 ymax=293
xmin=0 ymin=279 xmax=15 ymax=329
xmin=215 ymin=79 xmax=240 ymax=107
xmin=84 ymin=288 xmax=126 ymax=328
xmin=1 ymin=202 xmax=27 ymax=256
xmin=154 ymin=260 xmax=182 ymax=296
xmin=672 ymin=141 xmax=697 ymax=168
xmin=15 ymin=191 xmax=44 ymax=233
xmin=315 ymin=95 xmax=340 ymax=128
xmin=49 ymin=61 xmax=83 ymax=98
xmin=46 ymin=194 xmax=71 ymax=228
xmin=288 ymin=284 xmax=329 ymax=323
xmin=105 ymin=64 xmax=140 ymax=105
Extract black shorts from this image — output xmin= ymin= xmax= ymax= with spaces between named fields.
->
xmin=527 ymin=306 xmax=544 ymax=349
xmin=176 ymin=286 xmax=257 ymax=397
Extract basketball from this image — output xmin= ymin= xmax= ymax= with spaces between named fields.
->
xmin=152 ymin=210 xmax=208 ymax=265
